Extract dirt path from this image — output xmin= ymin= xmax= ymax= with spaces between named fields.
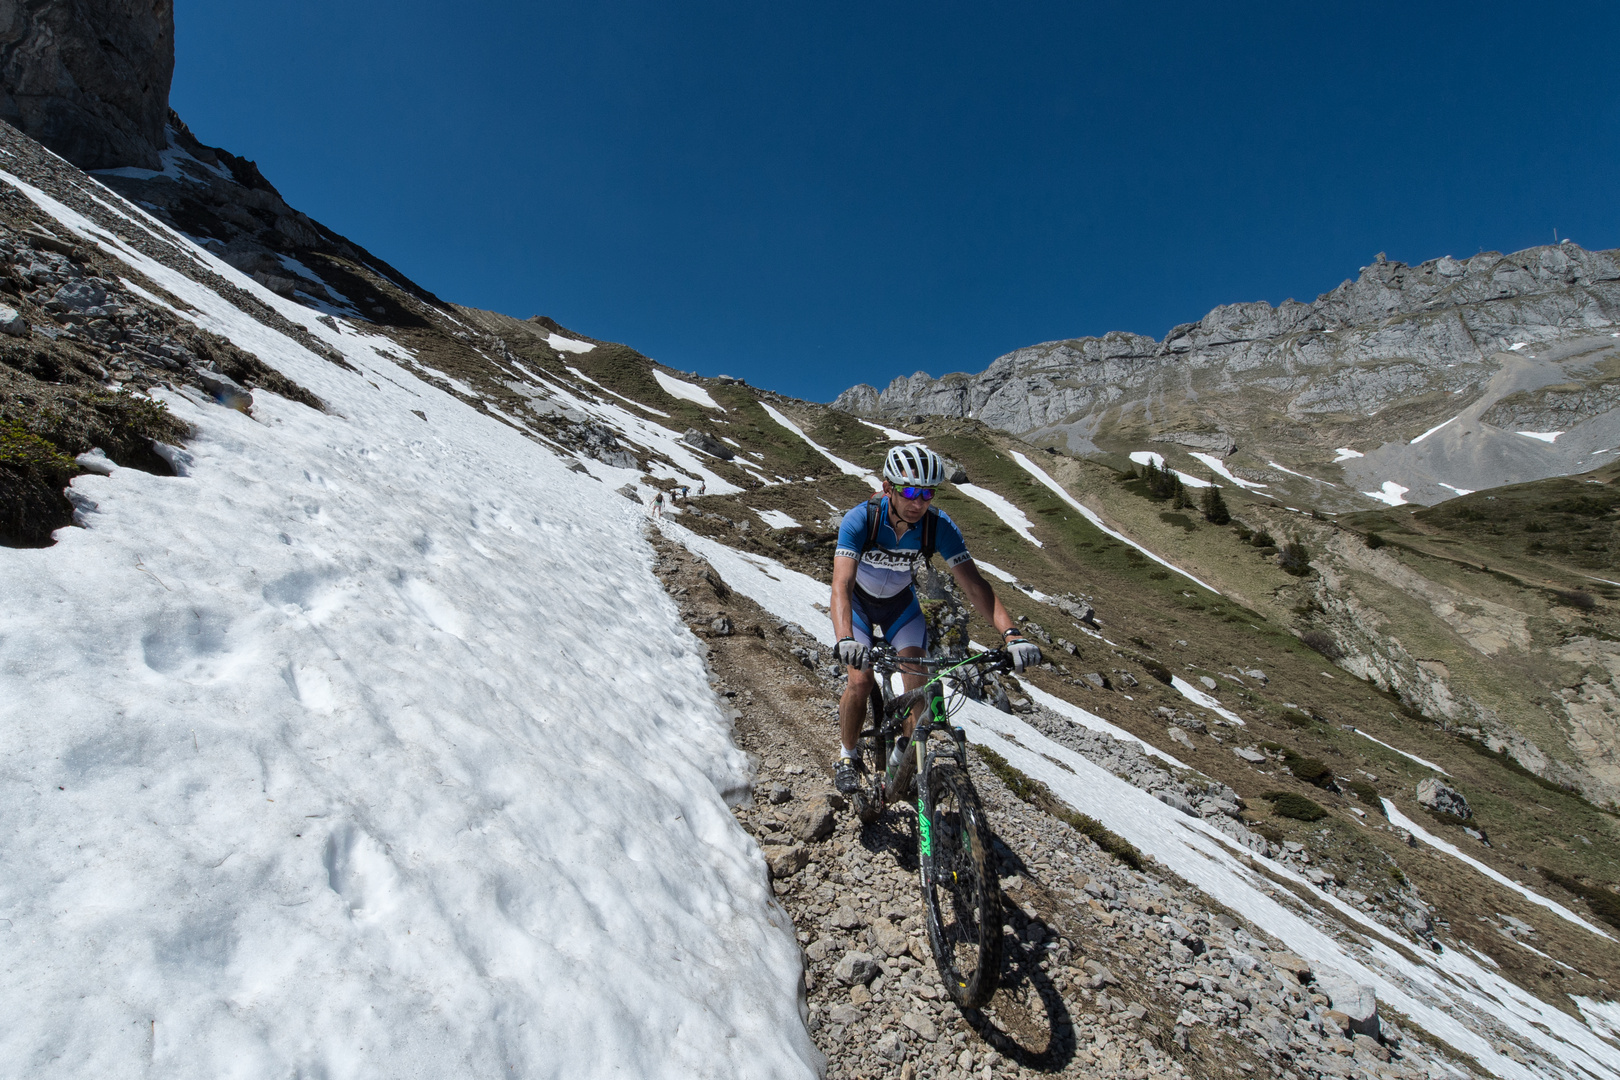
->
xmin=650 ymin=532 xmax=1475 ymax=1080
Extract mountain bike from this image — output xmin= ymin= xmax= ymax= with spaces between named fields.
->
xmin=850 ymin=637 xmax=1013 ymax=1009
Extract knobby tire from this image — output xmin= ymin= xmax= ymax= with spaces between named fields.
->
xmin=921 ymin=761 xmax=1001 ymax=1008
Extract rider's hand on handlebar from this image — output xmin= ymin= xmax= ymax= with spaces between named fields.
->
xmin=836 ymin=637 xmax=871 ymax=670
xmin=1005 ymin=636 xmax=1041 ymax=672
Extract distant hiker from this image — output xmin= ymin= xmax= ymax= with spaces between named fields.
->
xmin=830 ymin=445 xmax=1040 ymax=794
xmin=698 ymin=481 xmax=706 ymax=497
xmin=652 ymin=491 xmax=665 ymax=518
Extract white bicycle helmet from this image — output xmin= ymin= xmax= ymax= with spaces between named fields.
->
xmin=883 ymin=444 xmax=946 ymax=487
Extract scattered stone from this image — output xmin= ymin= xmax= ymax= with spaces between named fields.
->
xmin=874 ymin=1030 xmax=906 ymax=1062
xmin=901 ymin=1011 xmax=938 ymax=1042
xmin=791 ymin=801 xmax=836 ymax=842
xmin=1234 ymin=747 xmax=1267 ymax=763
xmin=870 ymin=920 xmax=909 ymax=959
xmin=832 ymin=905 xmax=862 ymax=930
xmin=833 ymin=950 xmax=879 ymax=986
xmin=767 ymin=845 xmax=808 ymax=879
xmin=1271 ymin=952 xmax=1313 ymax=981
xmin=767 ymin=783 xmax=792 ymax=805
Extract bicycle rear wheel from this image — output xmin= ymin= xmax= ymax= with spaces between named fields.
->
xmin=921 ymin=761 xmax=1002 ymax=1008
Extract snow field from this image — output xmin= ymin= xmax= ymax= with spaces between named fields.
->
xmin=663 ymin=493 xmax=1620 ymax=1080
xmin=0 ymin=176 xmax=819 ymax=1078
xmin=547 ymin=332 xmax=596 ymax=354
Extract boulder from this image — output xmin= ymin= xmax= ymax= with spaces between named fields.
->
xmin=682 ymin=428 xmax=734 ymax=460
xmin=1415 ymin=777 xmax=1471 ymax=819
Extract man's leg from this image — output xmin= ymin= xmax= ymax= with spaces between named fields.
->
xmin=897 ymin=646 xmax=928 ymax=737
xmin=839 ymin=664 xmax=875 ymax=755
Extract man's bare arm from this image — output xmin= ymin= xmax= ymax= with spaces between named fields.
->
xmin=948 ymin=559 xmax=1019 ymax=639
xmin=831 ymin=555 xmax=858 ymax=640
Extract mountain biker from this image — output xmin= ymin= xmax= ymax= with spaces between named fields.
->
xmin=831 ymin=444 xmax=1040 ymax=795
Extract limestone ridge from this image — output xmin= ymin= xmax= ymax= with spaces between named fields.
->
xmin=835 ymin=246 xmax=1620 ymax=501
xmin=0 ymin=0 xmax=175 ymax=171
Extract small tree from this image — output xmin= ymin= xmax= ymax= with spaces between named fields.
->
xmin=1201 ymin=482 xmax=1230 ymax=524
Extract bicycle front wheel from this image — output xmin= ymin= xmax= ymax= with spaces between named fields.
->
xmin=852 ymin=682 xmax=888 ymax=823
xmin=921 ymin=761 xmax=1002 ymax=1008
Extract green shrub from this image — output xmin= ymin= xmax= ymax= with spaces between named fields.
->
xmin=1262 ymin=791 xmax=1328 ymax=822
xmin=1278 ymin=540 xmax=1313 ymax=576
xmin=1345 ymin=781 xmax=1386 ymax=816
xmin=1251 ymin=529 xmax=1275 ymax=547
xmin=1365 ymin=532 xmax=1386 ymax=549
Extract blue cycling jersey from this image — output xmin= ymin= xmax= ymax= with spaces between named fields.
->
xmin=834 ymin=497 xmax=972 ymax=599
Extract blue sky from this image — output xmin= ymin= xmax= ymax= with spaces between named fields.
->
xmin=172 ymin=2 xmax=1619 ymax=402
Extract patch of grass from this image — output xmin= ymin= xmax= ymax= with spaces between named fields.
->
xmin=1253 ymin=821 xmax=1285 ymax=845
xmin=1261 ymin=791 xmax=1329 ymax=822
xmin=1537 ymin=867 xmax=1620 ymax=931
xmin=0 ymin=420 xmax=78 ymax=484
xmin=1366 ymin=531 xmax=1386 ymax=549
xmin=1344 ymin=780 xmax=1386 ymax=817
xmin=1553 ymin=588 xmax=1598 ymax=610
xmin=975 ymin=745 xmax=1144 ymax=870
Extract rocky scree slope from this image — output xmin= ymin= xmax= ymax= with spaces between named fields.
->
xmin=837 ymin=247 xmax=1620 ymax=510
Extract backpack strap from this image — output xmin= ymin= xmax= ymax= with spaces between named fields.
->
xmin=920 ymin=507 xmax=938 ymax=561
xmin=862 ymin=496 xmax=883 ymax=555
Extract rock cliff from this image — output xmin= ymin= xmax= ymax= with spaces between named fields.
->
xmin=0 ymin=0 xmax=174 ymax=170
xmin=836 ymin=246 xmax=1620 ymax=505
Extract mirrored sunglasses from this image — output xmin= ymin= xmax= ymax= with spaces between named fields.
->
xmin=898 ymin=486 xmax=934 ymax=501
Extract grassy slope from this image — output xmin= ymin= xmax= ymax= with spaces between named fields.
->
xmin=674 ymin=396 xmax=1620 ymax=1013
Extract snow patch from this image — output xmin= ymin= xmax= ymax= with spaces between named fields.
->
xmin=1411 ymin=416 xmax=1458 ymax=444
xmin=1023 ymin=682 xmax=1187 ymax=768
xmin=1170 ymin=676 xmax=1246 ymax=726
xmin=758 ymin=402 xmax=880 ymax=490
xmin=1364 ymin=482 xmax=1410 ymax=506
xmin=652 ymin=369 xmax=724 ymax=410
xmin=1437 ymin=483 xmax=1475 ymax=496
xmin=1128 ymin=451 xmax=1213 ymax=488
xmin=1350 ymin=728 xmax=1450 ymax=775
xmin=753 ymin=508 xmax=799 ymax=530
xmin=1332 ymin=447 xmax=1365 ymax=462
xmin=546 ymin=332 xmax=596 ymax=354
xmin=1516 ymin=431 xmax=1564 ymax=444
xmin=1012 ymin=452 xmax=1220 ymax=595
xmin=1189 ymin=452 xmax=1267 ymax=489
xmin=566 ymin=367 xmax=671 ymax=417
xmin=1384 ymin=803 xmax=1613 ymax=941
xmin=858 ymin=419 xmax=920 ymax=441
xmin=954 ymin=483 xmax=1043 ymax=547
